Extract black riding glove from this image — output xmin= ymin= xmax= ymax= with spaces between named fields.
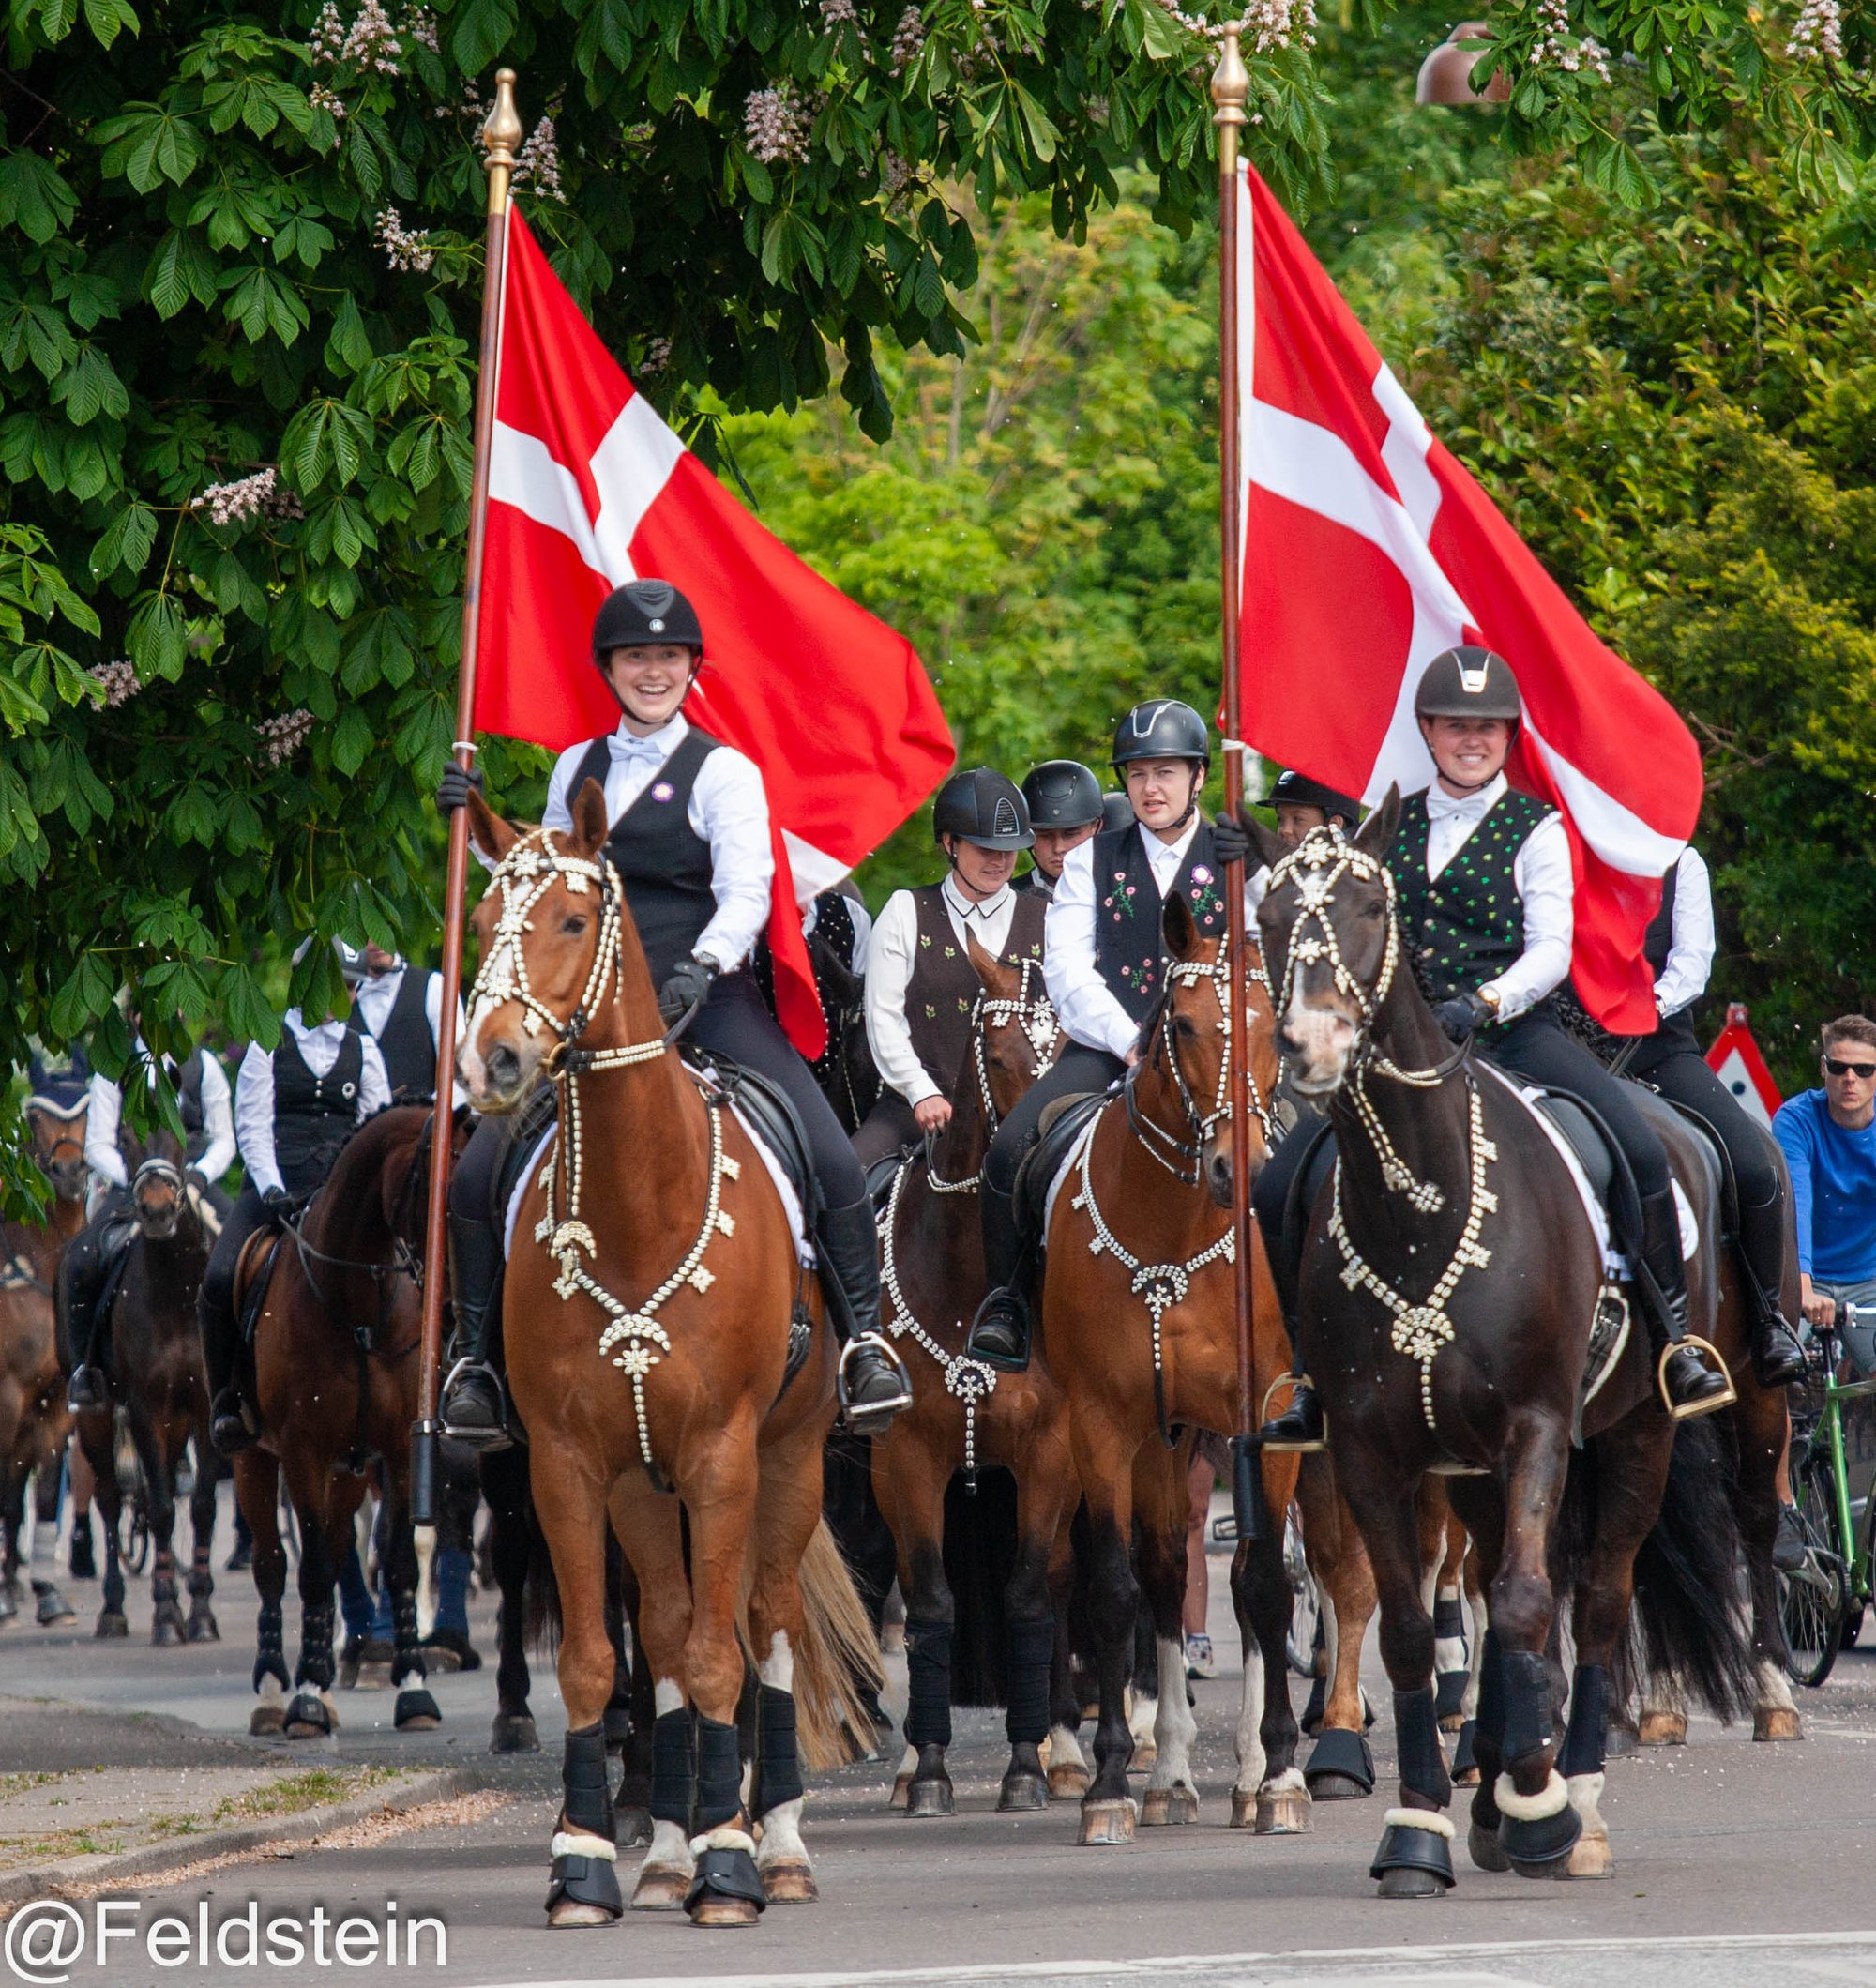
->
xmin=261 ymin=1184 xmax=294 ymax=1221
xmin=1211 ymin=814 xmax=1251 ymax=868
xmin=657 ymin=954 xmax=718 ymax=1025
xmin=436 ymin=761 xmax=485 ymax=814
xmin=1432 ymin=993 xmax=1492 ymax=1043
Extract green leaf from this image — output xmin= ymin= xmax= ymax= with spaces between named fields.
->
xmin=0 ymin=151 xmax=80 ymax=244
xmin=51 ymin=342 xmax=129 ymax=426
xmin=83 ymin=0 xmax=138 ymax=48
xmin=144 ymin=230 xmax=217 ymax=317
xmin=38 ymin=0 xmax=78 ymax=41
xmin=127 ymin=591 xmax=187 ymax=680
xmin=96 ymin=106 xmax=202 ymax=193
xmin=451 ymin=0 xmax=517 ymax=75
xmin=331 ymin=704 xmax=373 ymax=775
xmin=90 ymin=501 xmax=157 ymax=580
xmin=49 ymin=953 xmax=113 ymax=1040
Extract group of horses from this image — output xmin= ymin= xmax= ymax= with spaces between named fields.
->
xmin=1 ymin=782 xmax=1804 ymax=1932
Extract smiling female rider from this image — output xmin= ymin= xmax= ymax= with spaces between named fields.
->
xmin=1256 ymin=647 xmax=1732 ymax=1449
xmin=435 ymin=579 xmax=913 ymax=1448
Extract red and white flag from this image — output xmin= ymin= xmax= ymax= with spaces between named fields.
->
xmin=475 ymin=210 xmax=954 ymax=1055
xmin=1233 ymin=165 xmax=1702 ymax=1032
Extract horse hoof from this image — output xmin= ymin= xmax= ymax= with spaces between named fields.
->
xmin=1637 ymin=1710 xmax=1687 ymax=1747
xmin=1376 ymin=1865 xmax=1447 ymax=1899
xmin=1468 ymin=1821 xmax=1510 ymax=1873
xmin=95 ymin=1612 xmax=128 ymax=1640
xmin=1139 ymin=1785 xmax=1198 ymax=1827
xmin=1254 ymin=1787 xmax=1312 ymax=1835
xmin=546 ymin=1900 xmax=617 ymax=1929
xmin=1047 ymin=1762 xmax=1090 ymax=1801
xmin=1566 ymin=1833 xmax=1613 ymax=1879
xmin=690 ymin=1896 xmax=761 ymax=1928
xmin=760 ymin=1859 xmax=818 ymax=1904
xmin=187 ymin=1612 xmax=219 ymax=1645
xmin=615 ymin=1806 xmax=652 ymax=1850
xmin=35 ymin=1587 xmax=76 ymax=1628
xmin=395 ymin=1689 xmax=442 ymax=1731
xmin=1076 ymin=1798 xmax=1137 ymax=1845
xmin=1309 ymin=1772 xmax=1371 ymax=1802
xmin=492 ymin=1712 xmax=540 ymax=1754
xmin=250 ymin=1703 xmax=287 ymax=1737
xmin=997 ymin=1771 xmax=1049 ymax=1813
xmin=420 ymin=1630 xmax=480 ymax=1675
xmin=905 ymin=1778 xmax=954 ymax=1817
xmin=1754 ymin=1706 xmax=1803 ymax=1742
xmin=152 ymin=1613 xmax=184 ymax=1648
xmin=283 ymin=1692 xmax=333 ymax=1738
xmin=630 ymin=1864 xmax=692 ymax=1912
xmin=686 ymin=1845 xmax=765 ymax=1927
xmin=1604 ymin=1719 xmax=1639 ymax=1759
xmin=1306 ymin=1726 xmax=1375 ymax=1798
xmin=1129 ymin=1740 xmax=1157 ymax=1770
xmin=546 ymin=1849 xmax=624 ymax=1926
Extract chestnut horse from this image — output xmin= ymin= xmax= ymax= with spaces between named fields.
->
xmin=460 ymin=786 xmax=879 ymax=1930
xmin=1255 ymin=808 xmax=1754 ymax=1894
xmin=231 ymin=1102 xmax=451 ymax=1738
xmin=1035 ymin=894 xmax=1307 ymax=1844
xmin=870 ymin=934 xmax=1088 ymax=1815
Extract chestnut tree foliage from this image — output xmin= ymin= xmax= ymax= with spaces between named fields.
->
xmin=0 ymin=0 xmax=1868 ymax=1193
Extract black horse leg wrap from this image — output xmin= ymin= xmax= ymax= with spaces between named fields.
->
xmin=694 ymin=1712 xmax=744 ymax=1833
xmin=561 ymin=1721 xmax=613 ymax=1839
xmin=295 ymin=1604 xmax=336 ymax=1690
xmin=1475 ymin=1627 xmax=1505 ymax=1746
xmin=1005 ymin=1616 xmax=1055 ymax=1746
xmin=1392 ymin=1687 xmax=1452 ymax=1807
xmin=1557 ymin=1662 xmax=1607 ymax=1779
xmin=1434 ymin=1594 xmax=1464 ymax=1642
xmin=904 ymin=1616 xmax=954 ymax=1750
xmin=648 ymin=1707 xmax=695 ymax=1827
xmin=756 ymin=1685 xmax=804 ymax=1813
xmin=1501 ymin=1649 xmax=1553 ymax=1766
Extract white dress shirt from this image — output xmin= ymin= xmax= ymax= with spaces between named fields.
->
xmin=1418 ymin=774 xmax=1573 ymax=1022
xmin=1653 ymin=845 xmax=1714 ymax=1020
xmin=1046 ymin=818 xmax=1266 ymax=1061
xmin=540 ymin=715 xmax=773 ymax=974
xmin=866 ymin=876 xmax=1020 ymax=1106
xmin=234 ymin=1010 xmax=390 ymax=1198
xmin=84 ymin=1040 xmax=235 ymax=1190
xmin=353 ymin=965 xmax=467 ymax=1105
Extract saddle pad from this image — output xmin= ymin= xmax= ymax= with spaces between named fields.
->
xmin=1040 ymin=1109 xmax=1105 ymax=1240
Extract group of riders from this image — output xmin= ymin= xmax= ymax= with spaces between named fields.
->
xmin=44 ymin=581 xmax=1808 ymax=1544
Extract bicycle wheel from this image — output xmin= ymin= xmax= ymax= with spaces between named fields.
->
xmin=1779 ymin=1480 xmax=1849 ymax=1689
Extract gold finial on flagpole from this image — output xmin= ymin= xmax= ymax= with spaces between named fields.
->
xmin=483 ymin=68 xmax=524 ymax=170
xmin=1211 ymin=23 xmax=1249 ymax=137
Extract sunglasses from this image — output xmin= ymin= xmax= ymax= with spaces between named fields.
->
xmin=1824 ymin=1056 xmax=1876 ymax=1080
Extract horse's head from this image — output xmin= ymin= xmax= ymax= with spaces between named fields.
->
xmin=962 ymin=934 xmax=1061 ymax=1127
xmin=461 ymin=781 xmax=652 ymax=1113
xmin=1256 ymin=789 xmax=1402 ymax=1097
xmin=130 ymin=1156 xmax=186 ymax=1240
xmin=25 ymin=1098 xmax=88 ymax=1204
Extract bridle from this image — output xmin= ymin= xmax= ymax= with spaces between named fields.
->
xmin=927 ymin=960 xmax=1063 ymax=1193
xmin=27 ymin=1097 xmax=88 ymax=1193
xmin=1126 ymin=948 xmax=1274 ymax=1186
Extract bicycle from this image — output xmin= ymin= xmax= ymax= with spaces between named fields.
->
xmin=1778 ymin=1303 xmax=1876 ymax=1688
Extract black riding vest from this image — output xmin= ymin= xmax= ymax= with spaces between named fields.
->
xmin=272 ymin=1027 xmax=363 ymax=1196
xmin=1642 ymin=855 xmax=1701 ymax=1049
xmin=1388 ymin=788 xmax=1553 ymax=1018
xmin=350 ymin=967 xmax=434 ymax=1099
xmin=572 ymin=727 xmax=722 ymax=989
xmin=903 ymin=884 xmax=1047 ymax=1094
xmin=1090 ymin=819 xmax=1228 ymax=1026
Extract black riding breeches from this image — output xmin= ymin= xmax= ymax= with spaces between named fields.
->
xmin=198 ymin=1183 xmax=273 ymax=1400
xmin=852 ymin=1092 xmax=920 ymax=1172
xmin=1624 ymin=1038 xmax=1780 ymax=1208
xmin=982 ymin=1044 xmax=1127 ymax=1203
xmin=1484 ymin=1010 xmax=1671 ymax=1205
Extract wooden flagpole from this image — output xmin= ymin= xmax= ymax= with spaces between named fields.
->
xmin=1211 ymin=26 xmax=1264 ymax=1542
xmin=412 ymin=68 xmax=522 ymax=1529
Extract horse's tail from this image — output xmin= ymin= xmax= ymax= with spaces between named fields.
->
xmin=522 ymin=1505 xmax=562 ymax=1658
xmin=777 ymin=1517 xmax=886 ymax=1772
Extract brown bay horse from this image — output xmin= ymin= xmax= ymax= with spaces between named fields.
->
xmin=1036 ymin=895 xmax=1308 ymax=1844
xmin=870 ymin=935 xmax=1088 ymax=1815
xmin=1254 ymin=807 xmax=1754 ymax=1894
xmin=232 ymin=1103 xmax=451 ymax=1738
xmin=460 ymin=785 xmax=879 ymax=1930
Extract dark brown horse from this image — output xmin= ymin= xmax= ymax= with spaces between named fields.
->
xmin=870 ymin=935 xmax=1084 ymax=1815
xmin=1254 ymin=806 xmax=1753 ymax=1893
xmin=68 ymin=1147 xmax=218 ymax=1643
xmin=461 ymin=785 xmax=879 ymax=1928
xmin=232 ymin=1103 xmax=449 ymax=1738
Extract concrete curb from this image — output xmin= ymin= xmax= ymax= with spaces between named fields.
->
xmin=0 ymin=1765 xmax=492 ymax=1908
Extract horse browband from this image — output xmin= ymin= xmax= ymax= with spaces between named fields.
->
xmin=1127 ymin=948 xmax=1273 ymax=1185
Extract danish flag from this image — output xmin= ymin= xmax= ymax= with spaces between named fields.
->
xmin=1233 ymin=165 xmax=1703 ymax=1033
xmin=474 ymin=210 xmax=954 ymax=1055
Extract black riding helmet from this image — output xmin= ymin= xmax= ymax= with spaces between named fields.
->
xmin=591 ymin=579 xmax=704 ymax=662
xmin=932 ymin=767 xmax=1035 ymax=850
xmin=1414 ymin=645 xmax=1522 ymax=722
xmin=1021 ymin=759 xmax=1104 ymax=830
xmin=1271 ymin=768 xmax=1362 ymax=824
xmin=1112 ymin=699 xmax=1211 ymax=771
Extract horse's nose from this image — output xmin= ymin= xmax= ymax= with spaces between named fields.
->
xmin=486 ymin=1041 xmax=522 ymax=1092
xmin=1205 ymin=1147 xmax=1233 ymax=1210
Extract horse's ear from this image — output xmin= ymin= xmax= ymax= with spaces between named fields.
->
xmin=1244 ymin=812 xmax=1286 ymax=873
xmin=570 ymin=775 xmax=610 ymax=854
xmin=467 ymin=788 xmax=516 ymax=864
xmin=1163 ymin=889 xmax=1201 ymax=961
xmin=965 ymin=929 xmax=1018 ymax=994
xmin=1354 ymin=784 xmax=1399 ymax=857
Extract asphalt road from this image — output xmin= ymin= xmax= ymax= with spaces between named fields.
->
xmin=2 ymin=1486 xmax=1874 ymax=1988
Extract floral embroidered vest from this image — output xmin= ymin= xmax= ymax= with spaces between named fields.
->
xmin=1090 ymin=819 xmax=1226 ymax=1025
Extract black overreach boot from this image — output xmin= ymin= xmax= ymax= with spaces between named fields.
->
xmin=819 ymin=1199 xmax=911 ymax=1433
xmin=440 ymin=1210 xmax=511 ymax=1452
xmin=965 ymin=1180 xmax=1031 ymax=1373
xmin=1638 ymin=1187 xmax=1731 ymax=1417
xmin=1736 ymin=1191 xmax=1806 ymax=1387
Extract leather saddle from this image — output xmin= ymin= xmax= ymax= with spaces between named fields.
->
xmin=866 ymin=1144 xmax=917 ymax=1212
xmin=1012 ymin=1089 xmax=1111 ymax=1257
xmin=233 ymin=1222 xmax=285 ymax=1346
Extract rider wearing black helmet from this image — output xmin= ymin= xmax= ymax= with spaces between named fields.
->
xmin=964 ymin=699 xmax=1262 ymax=1372
xmin=1268 ymin=769 xmax=1361 ymax=852
xmin=1257 ymin=645 xmax=1730 ymax=1448
xmin=853 ymin=767 xmax=1047 ymax=1168
xmin=437 ymin=579 xmax=913 ymax=1445
xmin=1017 ymin=760 xmax=1104 ymax=903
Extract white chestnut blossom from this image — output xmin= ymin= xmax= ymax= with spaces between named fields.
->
xmin=744 ymin=84 xmax=812 ymax=165
xmin=257 ymin=709 xmax=316 ymax=767
xmin=192 ymin=466 xmax=302 ymax=527
xmin=514 ymin=115 xmax=565 ymax=200
xmin=88 ymin=660 xmax=141 ymax=707
xmin=889 ymin=5 xmax=927 ymax=71
xmin=1788 ymin=0 xmax=1845 ymax=60
xmin=375 ymin=207 xmax=435 ymax=273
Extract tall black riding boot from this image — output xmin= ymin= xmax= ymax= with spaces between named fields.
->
xmin=62 ymin=1234 xmax=109 ymax=1414
xmin=1736 ymin=1191 xmax=1806 ymax=1387
xmin=201 ymin=1283 xmax=254 ymax=1459
xmin=440 ymin=1210 xmax=511 ymax=1452
xmin=1638 ymin=1187 xmax=1730 ymax=1417
xmin=965 ymin=1181 xmax=1031 ymax=1373
xmin=818 ymin=1199 xmax=911 ymax=1433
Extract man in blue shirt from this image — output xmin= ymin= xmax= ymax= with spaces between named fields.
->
xmin=1774 ymin=1015 xmax=1876 ymax=1373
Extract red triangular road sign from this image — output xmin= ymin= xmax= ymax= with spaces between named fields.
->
xmin=1706 ymin=1003 xmax=1782 ymax=1131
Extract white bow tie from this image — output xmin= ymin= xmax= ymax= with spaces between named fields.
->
xmin=1425 ymin=784 xmax=1491 ymax=821
xmin=609 ymin=733 xmax=667 ymax=765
